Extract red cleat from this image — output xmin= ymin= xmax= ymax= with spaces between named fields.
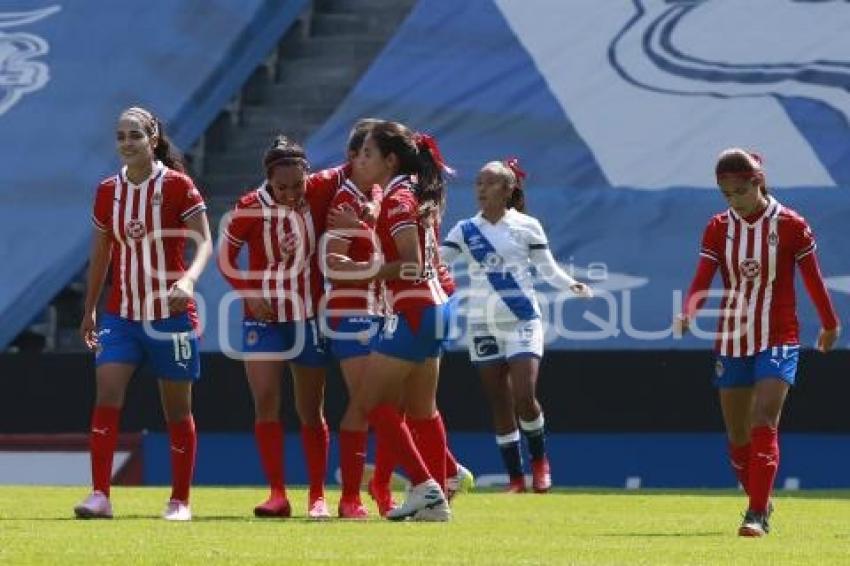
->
xmin=254 ymin=494 xmax=291 ymax=518
xmin=338 ymin=496 xmax=369 ymax=519
xmin=506 ymin=476 xmax=526 ymax=493
xmin=531 ymin=457 xmax=552 ymax=493
xmin=368 ymin=478 xmax=397 ymax=517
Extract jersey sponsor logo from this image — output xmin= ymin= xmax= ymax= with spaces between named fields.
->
xmin=0 ymin=6 xmax=60 ymax=117
xmin=739 ymin=258 xmax=761 ymax=280
xmin=125 ymin=219 xmax=146 ymax=240
xmin=473 ymin=335 xmax=499 ymax=357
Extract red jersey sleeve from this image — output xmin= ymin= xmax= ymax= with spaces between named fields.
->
xmin=91 ymin=180 xmax=114 ymax=233
xmin=699 ymin=216 xmax=723 ymax=264
xmin=384 ymin=192 xmax=418 ymax=237
xmin=307 ymin=166 xmax=346 ymax=219
xmin=218 ymin=197 xmax=257 ymax=292
xmin=791 ymin=216 xmax=817 ymax=262
xmin=176 ymin=176 xmax=206 ymax=223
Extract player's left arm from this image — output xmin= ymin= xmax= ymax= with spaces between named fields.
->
xmin=527 ymin=219 xmax=593 ymax=297
xmin=795 ymin=220 xmax=840 ymax=352
xmin=169 ymin=182 xmax=213 ymax=312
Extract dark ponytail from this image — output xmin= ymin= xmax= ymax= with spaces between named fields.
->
xmin=153 ymin=120 xmax=186 ymax=173
xmin=503 ymin=157 xmax=526 ymax=212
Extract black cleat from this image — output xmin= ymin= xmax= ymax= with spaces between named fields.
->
xmin=738 ymin=509 xmax=769 ymax=537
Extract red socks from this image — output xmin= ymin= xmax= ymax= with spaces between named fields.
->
xmin=255 ymin=421 xmax=285 ymax=496
xmin=168 ymin=416 xmax=197 ymax=503
xmin=748 ymin=426 xmax=779 ymax=513
xmin=728 ymin=442 xmax=751 ymax=494
xmin=339 ymin=429 xmax=367 ymax=499
xmin=408 ymin=413 xmax=448 ymax=492
xmin=301 ymin=423 xmax=329 ymax=500
xmin=367 ymin=404 xmax=431 ymax=486
xmin=90 ymin=406 xmax=121 ymax=497
xmin=445 ymin=447 xmax=460 ymax=480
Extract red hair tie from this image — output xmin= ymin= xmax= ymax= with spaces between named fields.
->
xmin=503 ymin=156 xmax=527 ymax=186
xmin=413 ymin=132 xmax=455 ymax=175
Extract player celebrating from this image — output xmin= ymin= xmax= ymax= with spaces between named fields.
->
xmin=675 ymin=148 xmax=840 ymax=537
xmin=321 ymin=118 xmax=385 ymax=518
xmin=218 ymin=136 xmax=343 ymax=519
xmin=326 ymin=121 xmax=453 ymax=521
xmin=441 ymin=158 xmax=592 ymax=493
xmin=75 ymin=106 xmax=212 ymax=521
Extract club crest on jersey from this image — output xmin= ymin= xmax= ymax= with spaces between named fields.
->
xmin=739 ymin=258 xmax=761 ymax=280
xmin=0 ymin=6 xmax=60 ymax=117
xmin=483 ymin=252 xmax=504 ymax=270
xmin=125 ymin=219 xmax=146 ymax=240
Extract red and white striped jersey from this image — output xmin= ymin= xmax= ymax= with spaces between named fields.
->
xmin=699 ymin=196 xmax=816 ymax=356
xmin=325 ymin=179 xmax=384 ymax=316
xmin=375 ymin=176 xmax=448 ymax=324
xmin=91 ymin=162 xmax=206 ymax=321
xmin=220 ymin=167 xmax=343 ymax=321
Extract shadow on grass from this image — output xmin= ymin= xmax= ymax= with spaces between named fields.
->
xmin=597 ymin=531 xmax=725 ymax=537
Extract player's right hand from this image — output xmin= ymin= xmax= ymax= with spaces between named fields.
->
xmin=246 ymin=297 xmax=274 ymax=322
xmin=80 ymin=312 xmax=98 ymax=350
xmin=672 ymin=313 xmax=690 ymax=338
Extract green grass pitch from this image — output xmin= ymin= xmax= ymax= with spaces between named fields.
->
xmin=1 ymin=487 xmax=848 ymax=564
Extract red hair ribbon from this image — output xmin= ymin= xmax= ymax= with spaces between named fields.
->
xmin=503 ymin=156 xmax=527 ymax=184
xmin=413 ymin=132 xmax=455 ymax=175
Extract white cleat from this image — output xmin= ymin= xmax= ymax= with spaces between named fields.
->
xmin=73 ymin=490 xmax=113 ymax=519
xmin=447 ymin=463 xmax=475 ymax=500
xmin=386 ymin=479 xmax=450 ymax=522
xmin=163 ymin=499 xmax=192 ymax=521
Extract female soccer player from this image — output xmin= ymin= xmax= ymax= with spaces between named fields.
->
xmin=218 ymin=136 xmax=343 ymax=519
xmin=74 ymin=106 xmax=212 ymax=521
xmin=440 ymin=158 xmax=593 ymax=494
xmin=675 ymin=148 xmax=840 ymax=537
xmin=321 ymin=118 xmax=385 ymax=518
xmin=326 ymin=121 xmax=453 ymax=521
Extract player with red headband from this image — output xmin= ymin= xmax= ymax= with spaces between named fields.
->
xmin=218 ymin=136 xmax=345 ymax=519
xmin=326 ymin=121 xmax=454 ymax=521
xmin=674 ymin=147 xmax=840 ymax=537
xmin=441 ymin=158 xmax=593 ymax=494
xmin=75 ymin=106 xmax=213 ymax=521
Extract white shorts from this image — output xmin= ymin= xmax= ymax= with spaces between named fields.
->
xmin=468 ymin=318 xmax=544 ymax=364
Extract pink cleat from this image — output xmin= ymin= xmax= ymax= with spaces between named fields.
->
xmin=254 ymin=494 xmax=291 ymax=518
xmin=368 ymin=478 xmax=397 ymax=518
xmin=531 ymin=457 xmax=552 ymax=493
xmin=307 ymin=496 xmax=331 ymax=520
xmin=163 ymin=499 xmax=192 ymax=521
xmin=73 ymin=490 xmax=113 ymax=519
xmin=337 ymin=496 xmax=369 ymax=519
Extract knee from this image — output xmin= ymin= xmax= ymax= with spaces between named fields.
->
xmin=296 ymin=400 xmax=324 ymax=428
xmin=514 ymin=397 xmax=539 ymax=420
xmin=751 ymin=404 xmax=780 ymax=428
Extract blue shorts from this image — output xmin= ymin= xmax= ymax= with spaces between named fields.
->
xmin=373 ymin=303 xmax=449 ymax=363
xmin=96 ymin=313 xmax=200 ymax=381
xmin=324 ymin=316 xmax=383 ymax=361
xmin=242 ymin=318 xmax=328 ymax=367
xmin=714 ymin=345 xmax=800 ymax=388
